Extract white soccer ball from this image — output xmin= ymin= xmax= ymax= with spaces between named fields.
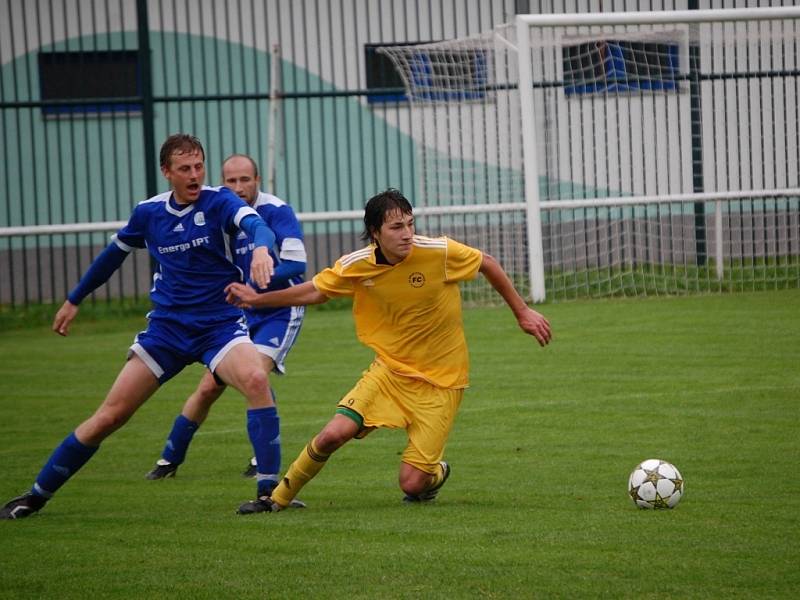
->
xmin=628 ymin=459 xmax=684 ymax=509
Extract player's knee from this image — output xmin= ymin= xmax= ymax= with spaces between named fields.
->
xmin=399 ymin=477 xmax=427 ymax=496
xmin=399 ymin=469 xmax=432 ymax=496
xmin=238 ymin=367 xmax=270 ymax=399
xmin=194 ymin=378 xmax=225 ymax=405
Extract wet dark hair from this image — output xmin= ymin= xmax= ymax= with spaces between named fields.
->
xmin=159 ymin=134 xmax=205 ymax=168
xmin=362 ymin=188 xmax=414 ymax=243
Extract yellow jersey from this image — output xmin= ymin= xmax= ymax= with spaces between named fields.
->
xmin=312 ymin=235 xmax=483 ymax=389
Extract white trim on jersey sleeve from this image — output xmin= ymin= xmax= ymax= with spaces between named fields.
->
xmin=111 ymin=234 xmax=135 ymax=253
xmin=279 ymin=237 xmax=307 ymax=262
xmin=233 ymin=206 xmax=259 ymax=227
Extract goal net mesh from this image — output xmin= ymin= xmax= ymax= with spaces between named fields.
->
xmin=380 ymin=14 xmax=800 ymax=303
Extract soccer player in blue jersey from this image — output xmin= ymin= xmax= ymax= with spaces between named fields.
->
xmin=145 ymin=154 xmax=307 ymax=495
xmin=0 ymin=134 xmax=284 ymax=520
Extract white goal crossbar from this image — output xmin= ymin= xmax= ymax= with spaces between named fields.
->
xmin=516 ymin=7 xmax=800 ymax=27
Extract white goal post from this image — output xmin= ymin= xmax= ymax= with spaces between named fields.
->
xmin=380 ymin=7 xmax=800 ymax=303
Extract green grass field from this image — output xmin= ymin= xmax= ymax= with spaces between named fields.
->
xmin=1 ymin=291 xmax=798 ymax=599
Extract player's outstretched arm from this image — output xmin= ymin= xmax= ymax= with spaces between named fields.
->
xmin=52 ymin=242 xmax=130 ymax=337
xmin=52 ymin=300 xmax=79 ymax=337
xmin=479 ymin=253 xmax=552 ymax=347
xmin=225 ymin=280 xmax=328 ymax=310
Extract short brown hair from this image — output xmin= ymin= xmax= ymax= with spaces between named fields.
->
xmin=159 ymin=134 xmax=205 ymax=168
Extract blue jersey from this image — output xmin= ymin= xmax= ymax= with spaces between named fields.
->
xmin=232 ymin=192 xmax=307 ymax=323
xmin=114 ymin=186 xmax=259 ymax=316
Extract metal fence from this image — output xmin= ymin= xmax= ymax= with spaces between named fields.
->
xmin=0 ymin=0 xmax=791 ymax=308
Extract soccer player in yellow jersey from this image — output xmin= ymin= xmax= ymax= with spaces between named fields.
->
xmin=226 ymin=189 xmax=552 ymax=514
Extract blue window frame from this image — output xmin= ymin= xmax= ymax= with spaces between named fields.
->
xmin=38 ymin=50 xmax=141 ymax=116
xmin=563 ymin=40 xmax=680 ymax=96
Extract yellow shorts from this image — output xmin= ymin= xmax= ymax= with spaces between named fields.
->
xmin=337 ymin=361 xmax=464 ymax=474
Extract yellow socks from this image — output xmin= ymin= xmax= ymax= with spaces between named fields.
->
xmin=271 ymin=437 xmax=330 ymax=508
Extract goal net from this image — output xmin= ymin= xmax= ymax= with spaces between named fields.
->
xmin=380 ymin=8 xmax=800 ymax=303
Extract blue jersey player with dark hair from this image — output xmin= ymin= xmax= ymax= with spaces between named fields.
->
xmin=145 ymin=154 xmax=308 ymax=503
xmin=0 ymin=134 xmax=283 ymax=519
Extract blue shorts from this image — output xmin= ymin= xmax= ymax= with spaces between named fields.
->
xmin=246 ymin=306 xmax=305 ymax=374
xmin=129 ymin=309 xmax=253 ymax=384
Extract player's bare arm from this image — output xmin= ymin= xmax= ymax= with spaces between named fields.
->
xmin=52 ymin=300 xmax=80 ymax=337
xmin=479 ymin=253 xmax=551 ymax=347
xmin=225 ymin=280 xmax=327 ymax=310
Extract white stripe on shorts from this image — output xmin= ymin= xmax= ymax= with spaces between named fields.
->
xmin=254 ymin=306 xmax=305 ymax=374
xmin=128 ymin=342 xmax=165 ymax=379
xmin=208 ymin=335 xmax=254 ymax=374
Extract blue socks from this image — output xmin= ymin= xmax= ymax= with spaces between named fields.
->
xmin=247 ymin=406 xmax=281 ymax=496
xmin=161 ymin=414 xmax=200 ymax=464
xmin=33 ymin=432 xmax=99 ymax=498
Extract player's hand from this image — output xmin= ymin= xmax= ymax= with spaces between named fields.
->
xmin=225 ymin=282 xmax=258 ymax=309
xmin=52 ymin=300 xmax=79 ymax=337
xmin=517 ymin=307 xmax=552 ymax=347
xmin=250 ymin=247 xmax=274 ymax=289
